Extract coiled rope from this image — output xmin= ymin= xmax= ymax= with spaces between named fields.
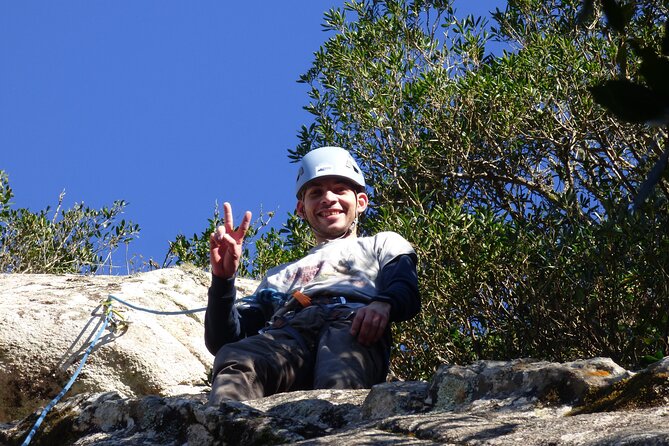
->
xmin=20 ymin=294 xmax=206 ymax=445
xmin=107 ymin=294 xmax=206 ymax=315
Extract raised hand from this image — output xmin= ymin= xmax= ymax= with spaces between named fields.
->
xmin=209 ymin=202 xmax=252 ymax=279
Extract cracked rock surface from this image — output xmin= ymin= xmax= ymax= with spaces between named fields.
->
xmin=2 ymin=269 xmax=669 ymax=445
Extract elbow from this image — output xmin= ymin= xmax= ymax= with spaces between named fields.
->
xmin=204 ymin=326 xmax=222 ymax=356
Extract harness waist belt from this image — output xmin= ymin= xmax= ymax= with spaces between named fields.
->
xmin=310 ymin=295 xmax=348 ymax=306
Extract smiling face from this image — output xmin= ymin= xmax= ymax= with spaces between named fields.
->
xmin=296 ymin=176 xmax=369 ymax=243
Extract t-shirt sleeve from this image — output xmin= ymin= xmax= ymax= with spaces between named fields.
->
xmin=372 ymin=232 xmax=420 ymax=322
xmin=374 ymin=231 xmax=417 ymax=269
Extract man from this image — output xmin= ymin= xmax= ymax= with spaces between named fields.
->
xmin=205 ymin=146 xmax=420 ymax=404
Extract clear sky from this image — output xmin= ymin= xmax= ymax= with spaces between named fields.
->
xmin=1 ymin=1 xmax=505 ymax=273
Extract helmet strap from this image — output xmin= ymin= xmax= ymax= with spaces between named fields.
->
xmin=307 ymin=199 xmax=360 ymax=242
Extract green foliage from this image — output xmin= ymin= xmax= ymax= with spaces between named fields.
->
xmin=585 ymin=0 xmax=669 ymax=209
xmin=264 ymin=0 xmax=669 ymax=379
xmin=164 ymin=203 xmax=225 ymax=270
xmin=164 ymin=204 xmax=291 ymax=278
xmin=376 ymin=201 xmax=533 ymax=378
xmin=176 ymin=0 xmax=668 ymax=379
xmin=0 ymin=171 xmax=140 ymax=274
xmin=250 ymin=213 xmax=313 ymax=278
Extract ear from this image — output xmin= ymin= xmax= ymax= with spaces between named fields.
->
xmin=356 ymin=192 xmax=369 ymax=214
xmin=296 ymin=200 xmax=305 ymax=219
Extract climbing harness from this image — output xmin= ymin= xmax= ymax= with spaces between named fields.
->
xmin=235 ymin=288 xmax=289 ymax=320
xmin=263 ymin=290 xmax=352 ymax=330
xmin=19 ymin=294 xmax=207 ymax=446
xmin=261 ymin=290 xmax=363 ymax=354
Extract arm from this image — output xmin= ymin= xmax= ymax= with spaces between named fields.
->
xmin=204 ymin=202 xmax=253 ymax=355
xmin=372 ymin=253 xmax=420 ymax=322
xmin=204 ymin=275 xmax=242 ymax=354
xmin=204 ymin=276 xmax=272 ymax=354
xmin=350 ymin=253 xmax=420 ymax=345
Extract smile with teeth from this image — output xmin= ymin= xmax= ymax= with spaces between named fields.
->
xmin=318 ymin=209 xmax=343 ymax=217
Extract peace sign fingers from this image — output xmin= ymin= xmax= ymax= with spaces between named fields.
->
xmin=210 ymin=202 xmax=252 ymax=279
xmin=223 ymin=202 xmax=235 ymax=234
xmin=223 ymin=202 xmax=252 ymax=242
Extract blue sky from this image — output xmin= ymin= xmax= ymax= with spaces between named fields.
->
xmin=1 ymin=1 xmax=505 ymax=273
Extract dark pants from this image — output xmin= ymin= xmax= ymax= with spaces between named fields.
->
xmin=208 ymin=304 xmax=390 ymax=404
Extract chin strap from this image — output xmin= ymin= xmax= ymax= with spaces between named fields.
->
xmin=309 ymin=201 xmax=360 ymax=242
xmin=331 ymin=198 xmax=360 ymax=241
xmin=308 ymin=217 xmax=356 ymax=242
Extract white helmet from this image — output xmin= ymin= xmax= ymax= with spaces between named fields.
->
xmin=295 ymin=146 xmax=366 ymax=197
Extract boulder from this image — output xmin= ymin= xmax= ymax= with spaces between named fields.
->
xmin=2 ymin=365 xmax=669 ymax=445
xmin=0 ymin=266 xmax=258 ymax=422
xmin=572 ymin=356 xmax=669 ymax=414
xmin=426 ymin=357 xmax=632 ymax=411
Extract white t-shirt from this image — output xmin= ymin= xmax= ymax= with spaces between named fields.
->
xmin=256 ymin=231 xmax=415 ymax=301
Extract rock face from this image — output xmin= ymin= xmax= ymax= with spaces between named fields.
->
xmin=2 ymin=359 xmax=669 ymax=445
xmin=0 ymin=266 xmax=257 ymax=422
xmin=426 ymin=357 xmax=632 ymax=410
xmin=1 ymin=268 xmax=669 ymax=445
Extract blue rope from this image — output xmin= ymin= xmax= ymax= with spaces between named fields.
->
xmin=107 ymin=294 xmax=206 ymax=315
xmin=21 ymin=308 xmax=112 ymax=446
xmin=20 ymin=295 xmax=207 ymax=445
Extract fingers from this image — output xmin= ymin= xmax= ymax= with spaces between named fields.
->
xmin=210 ymin=226 xmax=236 ymax=256
xmin=209 ymin=229 xmax=226 ymax=278
xmin=211 ymin=225 xmax=226 ymax=246
xmin=238 ymin=210 xmax=252 ymax=236
xmin=223 ymin=202 xmax=234 ymax=233
xmin=351 ymin=305 xmax=389 ymax=346
xmin=361 ymin=319 xmax=386 ymax=346
xmin=350 ymin=311 xmax=362 ymax=336
xmin=212 ymin=227 xmax=239 ymax=250
xmin=209 ymin=227 xmax=240 ymax=279
xmin=222 ymin=202 xmax=252 ymax=239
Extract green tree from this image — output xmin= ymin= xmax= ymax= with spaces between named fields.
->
xmin=0 ymin=171 xmax=141 ymax=274
xmin=163 ymin=204 xmax=300 ymax=278
xmin=586 ymin=0 xmax=669 ymax=208
xmin=259 ymin=0 xmax=669 ymax=379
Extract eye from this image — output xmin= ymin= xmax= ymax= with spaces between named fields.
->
xmin=307 ymin=188 xmax=322 ymax=199
xmin=334 ymin=184 xmax=351 ymax=195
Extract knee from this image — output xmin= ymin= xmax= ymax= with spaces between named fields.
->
xmin=313 ymin=368 xmax=372 ymax=390
xmin=212 ymin=346 xmax=255 ymax=377
xmin=209 ymin=367 xmax=262 ymax=404
xmin=209 ymin=345 xmax=266 ymax=403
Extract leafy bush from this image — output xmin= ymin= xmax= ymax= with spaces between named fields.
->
xmin=586 ymin=0 xmax=669 ymax=207
xmin=163 ymin=203 xmax=225 ymax=270
xmin=249 ymin=213 xmax=313 ymax=278
xmin=0 ymin=171 xmax=140 ymax=274
xmin=174 ymin=0 xmax=669 ymax=379
xmin=271 ymin=0 xmax=669 ymax=377
xmin=163 ymin=204 xmax=302 ymax=278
